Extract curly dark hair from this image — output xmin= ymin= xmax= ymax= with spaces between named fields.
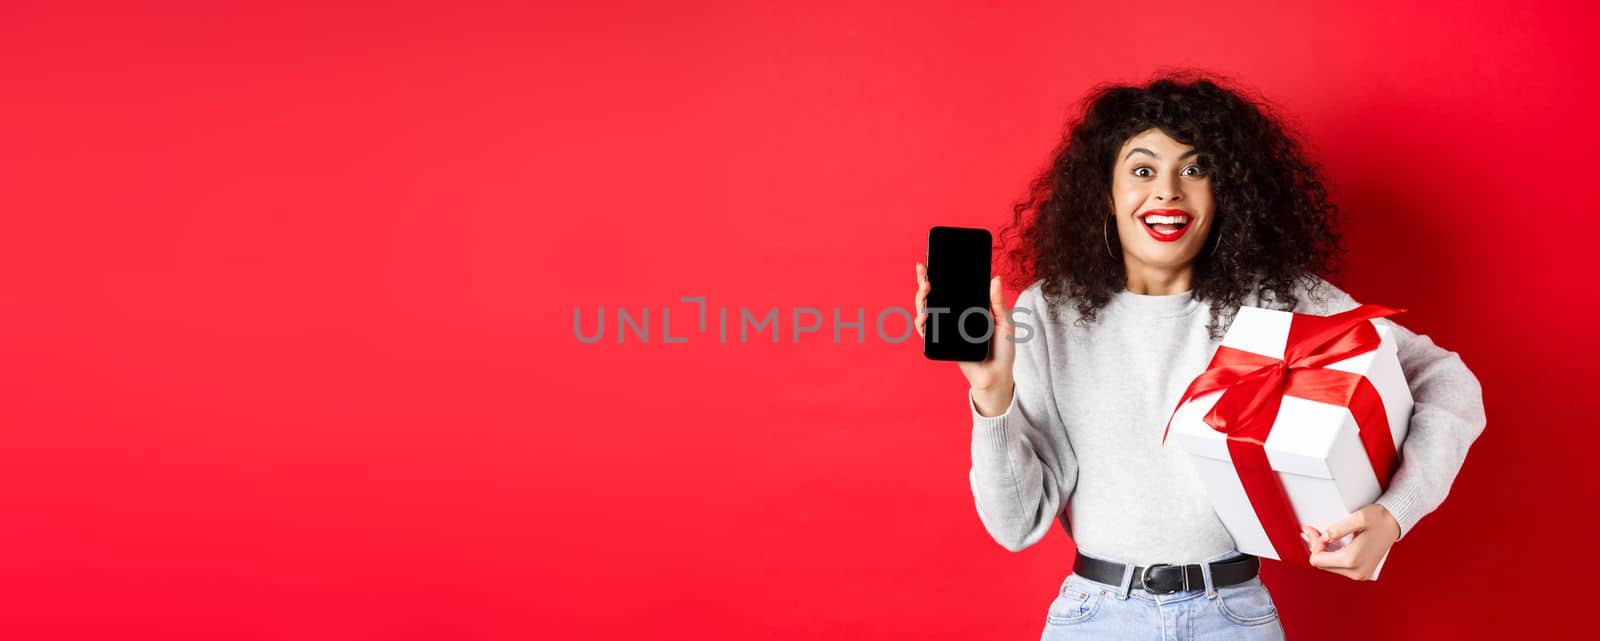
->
xmin=998 ymin=70 xmax=1347 ymax=338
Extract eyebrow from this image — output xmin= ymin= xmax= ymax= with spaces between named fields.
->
xmin=1124 ymin=147 xmax=1200 ymax=161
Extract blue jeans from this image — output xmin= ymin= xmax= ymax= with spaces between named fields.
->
xmin=1039 ymin=550 xmax=1286 ymax=641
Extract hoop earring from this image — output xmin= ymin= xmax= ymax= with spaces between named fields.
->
xmin=1103 ymin=214 xmax=1116 ymax=260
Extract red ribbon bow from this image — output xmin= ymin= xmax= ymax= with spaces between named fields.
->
xmin=1162 ymin=304 xmax=1406 ymax=566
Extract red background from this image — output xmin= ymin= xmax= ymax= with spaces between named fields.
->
xmin=2 ymin=1 xmax=1595 ymax=639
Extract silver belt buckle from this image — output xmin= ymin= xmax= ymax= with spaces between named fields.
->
xmin=1139 ymin=563 xmax=1186 ymax=594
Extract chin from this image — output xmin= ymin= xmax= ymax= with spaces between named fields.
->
xmin=1130 ymin=250 xmax=1200 ymax=271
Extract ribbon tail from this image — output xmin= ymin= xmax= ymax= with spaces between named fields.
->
xmin=1162 ymin=370 xmax=1229 ymax=444
xmin=1286 ymin=304 xmax=1407 ymax=367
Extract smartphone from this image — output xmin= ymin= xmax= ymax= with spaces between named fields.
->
xmin=923 ymin=226 xmax=993 ymax=362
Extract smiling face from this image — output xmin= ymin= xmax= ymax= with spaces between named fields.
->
xmin=1109 ymin=128 xmax=1216 ymax=291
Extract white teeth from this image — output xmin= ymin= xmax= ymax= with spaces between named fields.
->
xmin=1142 ymin=214 xmax=1190 ymax=225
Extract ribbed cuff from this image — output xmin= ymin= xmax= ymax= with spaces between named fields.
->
xmin=1375 ymin=481 xmax=1430 ymax=541
xmin=970 ymin=386 xmax=1018 ymax=450
xmin=970 ymin=385 xmax=1017 ymax=420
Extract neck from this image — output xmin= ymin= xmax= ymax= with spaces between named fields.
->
xmin=1123 ymin=261 xmax=1194 ymax=295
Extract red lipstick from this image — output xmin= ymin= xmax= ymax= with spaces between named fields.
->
xmin=1139 ymin=209 xmax=1193 ymax=243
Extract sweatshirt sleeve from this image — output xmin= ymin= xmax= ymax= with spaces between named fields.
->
xmin=968 ymin=285 xmax=1079 ymax=552
xmin=1303 ymin=278 xmax=1488 ymax=540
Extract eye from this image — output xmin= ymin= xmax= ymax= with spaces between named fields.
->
xmin=1133 ymin=166 xmax=1154 ymax=177
xmin=1182 ymin=165 xmax=1207 ymax=177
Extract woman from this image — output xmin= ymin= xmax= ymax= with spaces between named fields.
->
xmin=912 ymin=74 xmax=1486 ymax=640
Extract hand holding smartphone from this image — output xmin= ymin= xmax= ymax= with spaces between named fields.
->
xmin=914 ymin=226 xmax=1016 ymax=416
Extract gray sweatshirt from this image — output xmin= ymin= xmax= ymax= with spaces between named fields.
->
xmin=968 ymin=276 xmax=1486 ymax=564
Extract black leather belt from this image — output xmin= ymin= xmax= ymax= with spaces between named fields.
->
xmin=1073 ymin=552 xmax=1260 ymax=595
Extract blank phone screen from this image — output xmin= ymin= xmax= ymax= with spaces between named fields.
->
xmin=924 ymin=226 xmax=993 ymax=362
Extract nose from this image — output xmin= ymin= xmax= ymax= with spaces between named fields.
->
xmin=1154 ymin=172 xmax=1184 ymax=202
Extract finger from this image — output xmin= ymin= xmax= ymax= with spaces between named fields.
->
xmin=914 ymin=290 xmax=929 ymax=340
xmin=1309 ymin=542 xmax=1359 ymax=570
xmin=1308 ymin=549 xmax=1343 ymax=569
xmin=1323 ymin=510 xmax=1369 ymax=542
xmin=1300 ymin=525 xmax=1324 ymax=553
xmin=1306 ymin=524 xmax=1328 ymax=544
xmin=989 ymin=277 xmax=1009 ymax=328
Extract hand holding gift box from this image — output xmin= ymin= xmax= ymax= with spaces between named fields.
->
xmin=1302 ymin=503 xmax=1402 ymax=581
xmin=1163 ymin=303 xmax=1412 ymax=580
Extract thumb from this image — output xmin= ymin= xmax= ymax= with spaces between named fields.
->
xmin=990 ymin=277 xmax=1009 ymax=326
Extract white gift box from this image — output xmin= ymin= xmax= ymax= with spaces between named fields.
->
xmin=1169 ymin=306 xmax=1413 ymax=580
